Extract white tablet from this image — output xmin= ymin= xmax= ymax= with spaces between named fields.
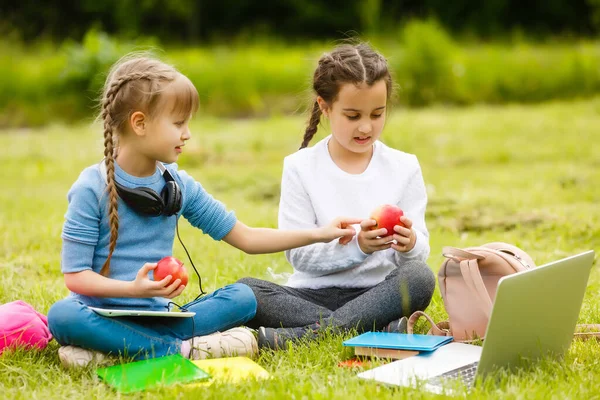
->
xmin=89 ymin=307 xmax=195 ymax=318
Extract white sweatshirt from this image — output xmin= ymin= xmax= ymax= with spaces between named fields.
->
xmin=279 ymin=135 xmax=430 ymax=289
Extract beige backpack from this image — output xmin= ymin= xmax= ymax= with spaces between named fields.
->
xmin=408 ymin=242 xmax=599 ymax=341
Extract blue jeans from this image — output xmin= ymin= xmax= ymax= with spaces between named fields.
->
xmin=48 ymin=283 xmax=257 ymax=359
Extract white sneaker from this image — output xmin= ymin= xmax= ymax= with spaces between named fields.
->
xmin=187 ymin=327 xmax=258 ymax=360
xmin=58 ymin=345 xmax=109 ymax=368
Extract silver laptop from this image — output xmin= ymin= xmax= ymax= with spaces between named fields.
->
xmin=358 ymin=250 xmax=595 ymax=394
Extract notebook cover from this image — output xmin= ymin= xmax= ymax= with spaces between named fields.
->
xmin=343 ymin=332 xmax=453 ymax=352
xmin=97 ymin=354 xmax=211 ymax=393
xmin=192 ymin=356 xmax=270 ymax=384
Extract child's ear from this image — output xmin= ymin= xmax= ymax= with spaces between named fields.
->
xmin=130 ymin=111 xmax=146 ymax=136
xmin=316 ymin=96 xmax=329 ymax=117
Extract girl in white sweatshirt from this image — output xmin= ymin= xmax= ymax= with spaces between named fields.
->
xmin=239 ymin=43 xmax=436 ymax=349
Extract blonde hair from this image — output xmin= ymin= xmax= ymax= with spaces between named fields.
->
xmin=99 ymin=54 xmax=199 ymax=276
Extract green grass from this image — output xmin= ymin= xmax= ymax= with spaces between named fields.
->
xmin=1 ymin=97 xmax=599 ymax=398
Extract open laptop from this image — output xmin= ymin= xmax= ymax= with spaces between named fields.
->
xmin=89 ymin=307 xmax=195 ymax=318
xmin=358 ymin=250 xmax=595 ymax=394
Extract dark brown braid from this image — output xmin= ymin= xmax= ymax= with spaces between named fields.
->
xmin=300 ymin=101 xmax=322 ymax=149
xmin=300 ymin=43 xmax=393 ymax=149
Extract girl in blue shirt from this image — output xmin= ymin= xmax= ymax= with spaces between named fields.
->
xmin=48 ymin=54 xmax=359 ymax=367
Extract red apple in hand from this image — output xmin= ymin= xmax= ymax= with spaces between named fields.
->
xmin=154 ymin=256 xmax=188 ymax=287
xmin=369 ymin=204 xmax=405 ymax=235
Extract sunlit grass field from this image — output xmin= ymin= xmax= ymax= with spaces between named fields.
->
xmin=1 ymin=98 xmax=599 ymax=399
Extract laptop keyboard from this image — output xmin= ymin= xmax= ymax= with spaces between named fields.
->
xmin=427 ymin=362 xmax=479 ymax=389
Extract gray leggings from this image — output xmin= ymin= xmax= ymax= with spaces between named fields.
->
xmin=237 ymin=261 xmax=435 ymax=332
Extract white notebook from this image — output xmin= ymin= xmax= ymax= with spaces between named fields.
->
xmin=89 ymin=307 xmax=195 ymax=318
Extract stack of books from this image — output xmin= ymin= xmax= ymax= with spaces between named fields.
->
xmin=343 ymin=332 xmax=453 ymax=361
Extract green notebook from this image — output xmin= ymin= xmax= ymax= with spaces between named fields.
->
xmin=97 ymin=354 xmax=211 ymax=393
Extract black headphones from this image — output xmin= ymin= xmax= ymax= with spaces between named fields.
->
xmin=100 ymin=160 xmax=182 ymax=217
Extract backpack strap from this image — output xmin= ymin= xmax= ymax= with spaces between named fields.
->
xmin=574 ymin=324 xmax=600 ymax=340
xmin=407 ymin=312 xmax=600 ymax=343
xmin=407 ymin=311 xmax=485 ymax=343
xmin=459 ymin=258 xmax=493 ymax=318
xmin=407 ymin=311 xmax=451 ymax=337
xmin=442 ymin=246 xmax=485 ymax=261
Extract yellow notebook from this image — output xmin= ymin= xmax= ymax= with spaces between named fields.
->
xmin=191 ymin=357 xmax=270 ymax=385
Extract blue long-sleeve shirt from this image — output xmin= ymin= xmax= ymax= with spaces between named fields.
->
xmin=61 ymin=161 xmax=236 ymax=309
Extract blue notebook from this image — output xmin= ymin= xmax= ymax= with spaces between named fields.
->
xmin=343 ymin=332 xmax=453 ymax=352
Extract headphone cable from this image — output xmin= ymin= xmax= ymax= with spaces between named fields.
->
xmin=175 ymin=219 xmax=207 ymax=299
xmin=166 ymin=300 xmax=197 ymax=358
xmin=167 ymin=220 xmax=203 ymax=359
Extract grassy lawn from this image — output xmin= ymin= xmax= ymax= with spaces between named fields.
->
xmin=1 ymin=97 xmax=599 ymax=399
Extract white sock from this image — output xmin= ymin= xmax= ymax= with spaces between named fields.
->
xmin=180 ymin=340 xmax=192 ymax=358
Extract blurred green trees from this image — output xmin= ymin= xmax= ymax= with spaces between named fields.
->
xmin=1 ymin=0 xmax=598 ymax=43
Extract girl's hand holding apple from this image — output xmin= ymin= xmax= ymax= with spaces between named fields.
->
xmin=358 ymin=219 xmax=394 ymax=254
xmin=131 ymin=263 xmax=186 ymax=299
xmin=363 ymin=204 xmax=415 ymax=253
xmin=390 ymin=216 xmax=416 ymax=253
xmin=358 ymin=214 xmax=416 ymax=254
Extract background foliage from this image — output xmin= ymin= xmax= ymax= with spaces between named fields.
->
xmin=2 ymin=0 xmax=600 ymax=42
xmin=3 ymin=21 xmax=600 ymax=127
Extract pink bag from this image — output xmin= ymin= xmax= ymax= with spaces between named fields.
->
xmin=408 ymin=242 xmax=600 ymax=341
xmin=438 ymin=242 xmax=535 ymax=341
xmin=408 ymin=242 xmax=535 ymax=342
xmin=0 ymin=300 xmax=53 ymax=354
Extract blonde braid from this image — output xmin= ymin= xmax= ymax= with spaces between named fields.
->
xmin=98 ymin=71 xmax=160 ymax=276
xmin=99 ymin=131 xmax=120 ymax=277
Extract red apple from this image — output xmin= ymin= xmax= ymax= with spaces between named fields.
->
xmin=154 ymin=256 xmax=188 ymax=287
xmin=369 ymin=204 xmax=405 ymax=235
